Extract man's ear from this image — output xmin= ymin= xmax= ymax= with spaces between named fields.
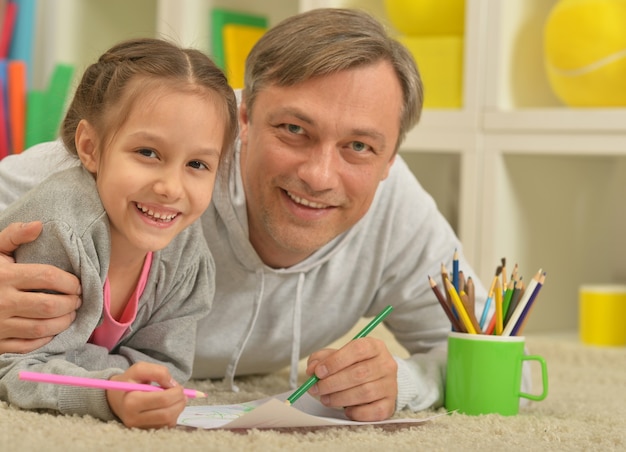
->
xmin=381 ymin=154 xmax=396 ymax=180
xmin=238 ymin=97 xmax=250 ymax=144
xmin=75 ymin=120 xmax=99 ymax=174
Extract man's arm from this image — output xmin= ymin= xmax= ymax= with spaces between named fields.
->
xmin=0 ymin=141 xmax=82 ymax=353
xmin=0 ymin=222 xmax=81 ymax=353
xmin=0 ymin=141 xmax=77 ymax=209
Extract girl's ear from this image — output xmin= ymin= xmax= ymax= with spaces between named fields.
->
xmin=75 ymin=120 xmax=99 ymax=174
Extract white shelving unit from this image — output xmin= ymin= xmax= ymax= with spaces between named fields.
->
xmin=480 ymin=0 xmax=626 ymax=332
xmin=31 ymin=0 xmax=626 ymax=333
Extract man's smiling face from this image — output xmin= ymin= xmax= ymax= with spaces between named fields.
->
xmin=238 ymin=60 xmax=402 ymax=268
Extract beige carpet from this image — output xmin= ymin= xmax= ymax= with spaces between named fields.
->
xmin=1 ymin=325 xmax=625 ymax=452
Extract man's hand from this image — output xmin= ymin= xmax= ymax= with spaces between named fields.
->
xmin=107 ymin=362 xmax=187 ymax=429
xmin=0 ymin=222 xmax=82 ymax=353
xmin=305 ymin=337 xmax=398 ymax=421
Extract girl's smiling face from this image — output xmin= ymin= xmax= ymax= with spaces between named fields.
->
xmin=77 ymin=86 xmax=226 ymax=259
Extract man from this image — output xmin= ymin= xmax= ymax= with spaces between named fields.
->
xmin=0 ymin=9 xmax=485 ymax=421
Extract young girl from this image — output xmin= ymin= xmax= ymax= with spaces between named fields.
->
xmin=0 ymin=38 xmax=238 ymax=428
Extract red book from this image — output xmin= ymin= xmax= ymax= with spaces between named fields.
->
xmin=0 ymin=1 xmax=17 ymax=59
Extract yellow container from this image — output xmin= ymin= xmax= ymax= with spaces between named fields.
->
xmin=579 ymin=285 xmax=626 ymax=346
xmin=223 ymin=24 xmax=266 ymax=89
xmin=398 ymin=35 xmax=464 ymax=108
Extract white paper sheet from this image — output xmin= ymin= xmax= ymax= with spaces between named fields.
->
xmin=177 ymin=392 xmax=440 ymax=430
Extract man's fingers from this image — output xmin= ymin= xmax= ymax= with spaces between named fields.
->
xmin=0 ymin=311 xmax=76 ymax=339
xmin=0 ymin=336 xmax=55 ymax=354
xmin=0 ymin=307 xmax=76 ymax=354
xmin=318 ymin=377 xmax=397 ymax=421
xmin=315 ymin=354 xmax=394 ymax=395
xmin=313 ymin=338 xmax=381 ymax=378
xmin=1 ymin=290 xmax=81 ymax=319
xmin=0 ymin=223 xmax=81 ymax=354
xmin=307 ymin=337 xmax=398 ymax=422
xmin=0 ymin=222 xmax=43 ymax=254
xmin=343 ymin=396 xmax=396 ymax=422
xmin=0 ymin=262 xmax=82 ymax=296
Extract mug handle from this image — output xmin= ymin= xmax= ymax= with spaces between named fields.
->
xmin=519 ymin=355 xmax=548 ymax=401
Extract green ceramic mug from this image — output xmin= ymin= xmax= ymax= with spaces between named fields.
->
xmin=445 ymin=332 xmax=548 ymax=415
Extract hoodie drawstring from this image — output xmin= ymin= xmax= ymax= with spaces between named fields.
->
xmin=289 ymin=273 xmax=305 ymax=388
xmin=223 ymin=268 xmax=265 ymax=392
xmin=223 ymin=269 xmax=305 ymax=392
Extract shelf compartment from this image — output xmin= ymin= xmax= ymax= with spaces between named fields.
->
xmin=483 ymin=109 xmax=626 ymax=133
xmin=480 ymin=135 xmax=626 ymax=333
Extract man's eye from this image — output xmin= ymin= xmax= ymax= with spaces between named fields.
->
xmin=351 ymin=141 xmax=369 ymax=152
xmin=286 ymin=124 xmax=304 ymax=134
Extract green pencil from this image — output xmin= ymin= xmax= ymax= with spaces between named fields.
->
xmin=285 ymin=305 xmax=394 ymax=406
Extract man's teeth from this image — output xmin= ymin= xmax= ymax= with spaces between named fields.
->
xmin=136 ymin=203 xmax=177 ymax=221
xmin=286 ymin=192 xmax=327 ymax=209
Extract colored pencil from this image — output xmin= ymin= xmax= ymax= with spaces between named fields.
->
xmin=452 ymin=249 xmax=460 ymax=291
xmin=464 ymin=275 xmax=476 ymax=328
xmin=479 ymin=265 xmax=502 ymax=329
xmin=509 ymin=263 xmax=519 ymax=284
xmin=445 ymin=278 xmax=477 ymax=334
xmin=501 ymin=279 xmax=515 ymax=323
xmin=502 ymin=269 xmax=543 ymax=336
xmin=458 ymin=270 xmax=466 ymax=294
xmin=19 ymin=371 xmax=206 ymax=398
xmin=500 ymin=257 xmax=507 ymax=294
xmin=511 ymin=272 xmax=545 ymax=336
xmin=460 ymin=289 xmax=481 ymax=333
xmin=465 ymin=276 xmax=475 ymax=311
xmin=494 ymin=279 xmax=504 ymax=335
xmin=504 ymin=277 xmax=524 ymax=325
xmin=428 ymin=275 xmax=464 ymax=332
xmin=440 ymin=262 xmax=454 ymax=313
xmin=485 ymin=309 xmax=496 ymax=335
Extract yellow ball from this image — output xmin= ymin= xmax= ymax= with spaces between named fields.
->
xmin=384 ymin=0 xmax=465 ymax=36
xmin=544 ymin=0 xmax=626 ymax=106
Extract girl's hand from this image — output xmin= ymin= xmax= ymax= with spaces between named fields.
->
xmin=106 ymin=362 xmax=187 ymax=429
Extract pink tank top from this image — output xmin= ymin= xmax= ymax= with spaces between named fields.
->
xmin=89 ymin=252 xmax=153 ymax=351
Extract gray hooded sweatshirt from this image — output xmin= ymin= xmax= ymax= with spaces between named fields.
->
xmin=0 ymin=164 xmax=213 ymax=421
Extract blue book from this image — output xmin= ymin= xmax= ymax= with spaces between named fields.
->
xmin=0 ymin=59 xmax=10 ymax=155
xmin=8 ymin=0 xmax=37 ymax=88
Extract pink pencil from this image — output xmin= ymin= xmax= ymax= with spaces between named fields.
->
xmin=19 ymin=371 xmax=206 ymax=398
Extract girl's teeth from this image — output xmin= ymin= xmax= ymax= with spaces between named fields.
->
xmin=136 ymin=203 xmax=177 ymax=221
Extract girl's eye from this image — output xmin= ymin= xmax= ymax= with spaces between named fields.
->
xmin=286 ymin=124 xmax=304 ymax=134
xmin=351 ymin=141 xmax=369 ymax=152
xmin=188 ymin=160 xmax=208 ymax=170
xmin=138 ymin=148 xmax=157 ymax=158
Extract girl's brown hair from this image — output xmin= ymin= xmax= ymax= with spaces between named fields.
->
xmin=61 ymin=37 xmax=238 ymax=165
